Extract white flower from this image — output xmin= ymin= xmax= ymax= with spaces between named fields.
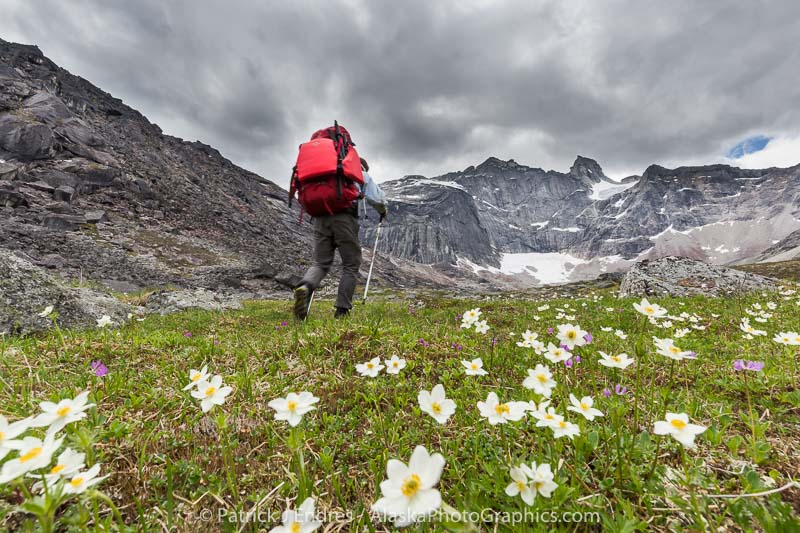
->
xmin=653 ymin=337 xmax=694 ymax=361
xmin=0 ymin=434 xmax=63 ymax=484
xmin=477 ymin=392 xmax=527 ymax=425
xmin=269 ymin=497 xmax=322 ymax=533
xmin=674 ymin=328 xmax=691 ymax=338
xmin=191 ymin=375 xmax=232 ymax=413
xmin=462 ymin=358 xmax=488 ymax=376
xmin=615 ymin=329 xmax=628 ymax=340
xmin=653 ymin=412 xmax=707 ymax=449
xmin=418 ymin=385 xmax=456 ymax=425
xmin=0 ymin=415 xmax=32 ymax=461
xmin=531 ymin=403 xmax=563 ymax=429
xmin=356 ymin=357 xmax=384 ymax=377
xmin=462 ymin=308 xmax=481 ymax=325
xmin=537 ymin=304 xmax=550 ymax=311
xmin=525 ymin=462 xmax=558 ymax=499
xmin=62 ymin=464 xmax=108 ymax=494
xmin=556 ymin=324 xmax=588 ymax=350
xmin=516 ymin=330 xmax=540 ymax=348
xmin=505 ymin=466 xmax=535 ymax=505
xmin=31 ymin=391 xmax=94 ymax=434
xmin=473 ymin=320 xmax=490 ymax=334
xmin=371 ymin=445 xmax=445 ymax=528
xmin=182 ymin=366 xmax=209 ymax=390
xmin=38 ymin=306 xmax=54 ymax=318
xmin=597 ymin=351 xmax=634 ymax=370
xmin=522 ymin=364 xmax=556 ymax=398
xmin=96 ymin=315 xmax=113 ymax=328
xmin=773 ymin=332 xmax=800 ymax=345
xmin=32 ymin=447 xmax=85 ymax=491
xmin=739 ymin=319 xmax=766 ymax=337
xmin=634 ymin=298 xmax=668 ymax=318
xmin=551 ymin=419 xmax=581 ymax=439
xmin=566 ymin=394 xmax=604 ymax=421
xmin=543 ymin=343 xmax=571 ymax=364
xmin=385 ymin=355 xmax=407 ymax=375
xmin=600 ymin=326 xmax=613 ymax=332
xmin=268 ymin=392 xmax=319 ymax=427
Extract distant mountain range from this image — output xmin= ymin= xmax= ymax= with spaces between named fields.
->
xmin=367 ymin=155 xmax=800 ymax=285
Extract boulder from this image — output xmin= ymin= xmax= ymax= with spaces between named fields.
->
xmin=53 ymin=185 xmax=75 ymax=202
xmin=0 ymin=159 xmax=19 ymax=180
xmin=0 ymin=114 xmax=55 ymax=160
xmin=0 ymin=187 xmax=28 ymax=208
xmin=42 ymin=213 xmax=86 ymax=231
xmin=144 ymin=288 xmax=245 ymax=315
xmin=84 ymin=209 xmax=106 ymax=224
xmin=619 ymin=256 xmax=782 ymax=297
xmin=54 ymin=117 xmax=104 ymax=146
xmin=0 ymin=249 xmax=130 ymax=335
xmin=22 ymin=91 xmax=72 ymax=124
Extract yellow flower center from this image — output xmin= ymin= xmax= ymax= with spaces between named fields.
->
xmin=580 ymin=402 xmax=588 ymax=410
xmin=191 ymin=374 xmax=201 ymax=382
xmin=670 ymin=419 xmax=687 ymax=430
xmin=205 ymin=387 xmax=216 ymax=397
xmin=57 ymin=406 xmax=71 ymax=417
xmin=50 ymin=464 xmax=66 ymax=474
xmin=567 ymin=331 xmax=576 ymax=340
xmin=287 ymin=400 xmax=298 ymax=412
xmin=544 ymin=413 xmax=554 ymax=420
xmin=0 ymin=431 xmax=4 ymax=441
xmin=537 ymin=374 xmax=548 ymax=383
xmin=611 ymin=355 xmax=621 ymax=363
xmin=516 ymin=481 xmax=526 ymax=491
xmin=431 ymin=402 xmax=442 ymax=414
xmin=393 ymin=362 xmax=399 ymax=367
xmin=69 ymin=477 xmax=84 ymax=488
xmin=644 ymin=306 xmax=654 ymax=314
xmin=558 ymin=421 xmax=567 ymax=428
xmin=471 ymin=363 xmax=478 ymax=370
xmin=367 ymin=363 xmax=374 ymax=369
xmin=401 ymin=473 xmax=422 ymax=497
xmin=534 ymin=480 xmax=545 ymax=489
xmin=669 ymin=346 xmax=680 ymax=354
xmin=19 ymin=447 xmax=42 ymax=463
xmin=290 ymin=523 xmax=301 ymax=533
xmin=494 ymin=403 xmax=510 ymax=415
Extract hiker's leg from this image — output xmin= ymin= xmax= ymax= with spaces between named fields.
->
xmin=300 ymin=217 xmax=335 ymax=289
xmin=332 ymin=212 xmax=362 ymax=309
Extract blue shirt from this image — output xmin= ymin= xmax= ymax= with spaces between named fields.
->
xmin=358 ymin=171 xmax=387 ymax=214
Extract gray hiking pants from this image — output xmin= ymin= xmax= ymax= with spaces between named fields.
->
xmin=299 ymin=212 xmax=362 ymax=310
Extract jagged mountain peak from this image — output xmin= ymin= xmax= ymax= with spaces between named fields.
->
xmin=569 ymin=155 xmax=606 ymax=183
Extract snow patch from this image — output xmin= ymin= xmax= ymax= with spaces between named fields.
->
xmin=589 ymin=178 xmax=637 ymax=201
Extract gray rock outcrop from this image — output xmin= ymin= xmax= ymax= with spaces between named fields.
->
xmin=0 ymin=249 xmax=130 ymax=335
xmin=618 ymin=256 xmax=782 ymax=297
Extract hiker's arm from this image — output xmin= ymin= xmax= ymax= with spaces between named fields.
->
xmin=362 ymin=172 xmax=388 ymax=217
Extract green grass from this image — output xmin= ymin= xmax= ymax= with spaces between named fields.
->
xmin=2 ymin=289 xmax=800 ymax=531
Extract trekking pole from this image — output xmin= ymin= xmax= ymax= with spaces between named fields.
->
xmin=307 ymin=289 xmax=315 ymax=315
xmin=362 ymin=223 xmax=383 ymax=303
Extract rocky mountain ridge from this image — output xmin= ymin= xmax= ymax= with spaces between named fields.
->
xmin=368 ymin=155 xmax=800 ymax=285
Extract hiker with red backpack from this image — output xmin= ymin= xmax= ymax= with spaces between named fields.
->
xmin=289 ymin=122 xmax=387 ymax=320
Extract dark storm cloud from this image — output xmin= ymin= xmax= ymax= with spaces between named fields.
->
xmin=2 ymin=0 xmax=799 ymax=185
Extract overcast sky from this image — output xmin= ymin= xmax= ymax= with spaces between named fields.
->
xmin=3 ymin=0 xmax=799 ymax=187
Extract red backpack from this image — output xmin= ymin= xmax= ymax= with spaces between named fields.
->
xmin=289 ymin=121 xmax=364 ymax=218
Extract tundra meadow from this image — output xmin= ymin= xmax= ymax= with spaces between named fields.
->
xmin=1 ymin=287 xmax=800 ymax=531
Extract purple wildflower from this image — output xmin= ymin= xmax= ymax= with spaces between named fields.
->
xmin=275 ymin=325 xmax=280 ymax=331
xmin=583 ymin=332 xmax=593 ymax=344
xmin=615 ymin=384 xmax=628 ymax=395
xmin=574 ymin=355 xmax=582 ymax=364
xmin=547 ymin=327 xmax=554 ymax=334
xmin=492 ymin=337 xmax=498 ymax=347
xmin=184 ymin=331 xmax=192 ymax=338
xmin=560 ymin=344 xmax=571 ymax=352
xmin=603 ymin=388 xmax=612 ymax=398
xmin=213 ymin=339 xmax=220 ymax=345
xmin=91 ymin=360 xmax=108 ymax=377
xmin=564 ymin=358 xmax=574 ymax=368
xmin=735 ymin=359 xmax=764 ymax=372
xmin=281 ymin=320 xmax=288 ymax=327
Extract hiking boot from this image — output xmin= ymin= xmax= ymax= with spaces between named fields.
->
xmin=334 ymin=307 xmax=350 ymax=319
xmin=293 ymin=285 xmax=311 ymax=321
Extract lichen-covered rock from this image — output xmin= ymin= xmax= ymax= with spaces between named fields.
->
xmin=619 ymin=256 xmax=781 ymax=297
xmin=0 ymin=249 xmax=129 ymax=335
xmin=144 ymin=288 xmax=247 ymax=315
